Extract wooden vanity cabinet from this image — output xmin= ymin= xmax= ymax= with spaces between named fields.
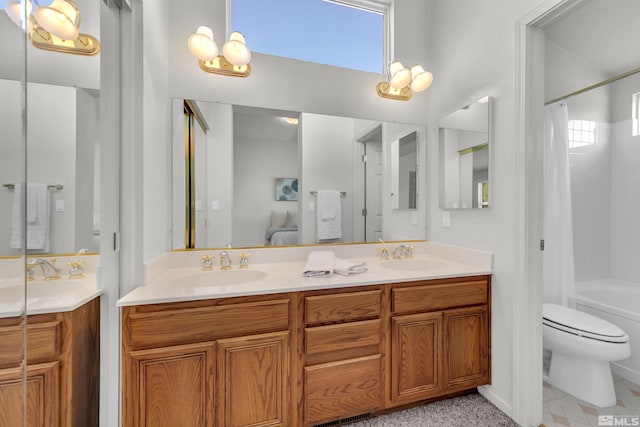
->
xmin=389 ymin=277 xmax=491 ymax=407
xmin=121 ymin=295 xmax=291 ymax=427
xmin=0 ymin=297 xmax=100 ymax=427
xmin=121 ymin=275 xmax=490 ymax=427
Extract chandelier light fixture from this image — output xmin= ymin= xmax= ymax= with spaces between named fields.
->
xmin=377 ymin=60 xmax=433 ymax=101
xmin=188 ymin=26 xmax=252 ymax=78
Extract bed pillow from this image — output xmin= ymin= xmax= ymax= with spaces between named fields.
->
xmin=271 ymin=210 xmax=287 ymax=228
xmin=286 ymin=211 xmax=298 ymax=228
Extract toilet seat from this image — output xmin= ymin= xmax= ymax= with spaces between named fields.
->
xmin=543 ymin=303 xmax=629 ymax=343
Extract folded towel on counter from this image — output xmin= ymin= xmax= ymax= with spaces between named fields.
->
xmin=303 ymin=251 xmax=336 ymax=277
xmin=334 ymin=258 xmax=368 ymax=276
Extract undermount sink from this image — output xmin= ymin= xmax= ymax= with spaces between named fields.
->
xmin=380 ymin=259 xmax=447 ymax=271
xmin=170 ymin=269 xmax=268 ymax=287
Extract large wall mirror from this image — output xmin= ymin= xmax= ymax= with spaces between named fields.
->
xmin=0 ymin=0 xmax=101 ymax=424
xmin=439 ymin=96 xmax=491 ymax=209
xmin=172 ymin=99 xmax=428 ymax=249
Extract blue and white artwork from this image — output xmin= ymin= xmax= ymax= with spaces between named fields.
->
xmin=275 ymin=178 xmax=298 ymax=201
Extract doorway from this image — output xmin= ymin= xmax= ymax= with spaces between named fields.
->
xmin=355 ymin=123 xmax=383 ymax=242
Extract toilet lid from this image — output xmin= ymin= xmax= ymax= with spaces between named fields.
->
xmin=543 ymin=303 xmax=629 ymax=343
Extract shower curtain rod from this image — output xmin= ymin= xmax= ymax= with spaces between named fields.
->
xmin=545 ymin=65 xmax=640 ymax=106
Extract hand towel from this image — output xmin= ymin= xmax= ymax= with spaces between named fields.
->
xmin=10 ymin=183 xmax=24 ymax=249
xmin=334 ymin=258 xmax=368 ymax=276
xmin=10 ymin=183 xmax=51 ymax=250
xmin=316 ymin=190 xmax=342 ymax=241
xmin=303 ymin=251 xmax=335 ymax=277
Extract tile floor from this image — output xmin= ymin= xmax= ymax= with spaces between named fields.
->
xmin=543 ymin=375 xmax=640 ymax=427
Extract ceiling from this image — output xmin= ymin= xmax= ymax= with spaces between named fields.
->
xmin=544 ymin=0 xmax=640 ymax=77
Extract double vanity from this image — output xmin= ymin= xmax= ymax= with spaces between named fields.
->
xmin=118 ymin=241 xmax=492 ymax=427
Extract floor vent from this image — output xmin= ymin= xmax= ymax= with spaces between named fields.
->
xmin=313 ymin=412 xmax=374 ymax=427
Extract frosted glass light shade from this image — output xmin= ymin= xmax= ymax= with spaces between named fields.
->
xmin=188 ymin=26 xmax=218 ymax=61
xmin=5 ymin=0 xmax=33 ymax=32
xmin=34 ymin=0 xmax=79 ymax=40
xmin=410 ymin=65 xmax=433 ymax=92
xmin=388 ymin=61 xmax=412 ymax=90
xmin=222 ymin=31 xmax=251 ymax=66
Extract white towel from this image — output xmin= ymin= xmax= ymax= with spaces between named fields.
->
xmin=303 ymin=251 xmax=335 ymax=277
xmin=334 ymin=258 xmax=368 ymax=276
xmin=10 ymin=183 xmax=24 ymax=249
xmin=10 ymin=183 xmax=50 ymax=250
xmin=316 ymin=190 xmax=342 ymax=241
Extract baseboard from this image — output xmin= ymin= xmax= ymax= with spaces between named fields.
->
xmin=611 ymin=362 xmax=640 ymax=385
xmin=478 ymin=386 xmax=513 ymax=419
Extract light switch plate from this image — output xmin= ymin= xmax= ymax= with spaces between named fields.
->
xmin=211 ymin=200 xmax=220 ymax=211
xmin=308 ymin=201 xmax=315 ymax=212
xmin=55 ymin=199 xmax=65 ymax=212
xmin=442 ymin=211 xmax=450 ymax=228
xmin=195 ymin=200 xmax=202 ymax=212
xmin=411 ymin=211 xmax=418 ymax=225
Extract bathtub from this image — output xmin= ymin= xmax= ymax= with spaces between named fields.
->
xmin=575 ymin=279 xmax=640 ymax=385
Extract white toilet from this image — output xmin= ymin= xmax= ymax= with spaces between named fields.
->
xmin=543 ymin=303 xmax=631 ymax=407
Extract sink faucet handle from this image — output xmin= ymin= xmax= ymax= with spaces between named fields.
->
xmin=201 ymin=253 xmax=214 ymax=271
xmin=405 ymin=245 xmax=414 ymax=259
xmin=67 ymin=260 xmax=85 ymax=279
xmin=238 ymin=253 xmax=250 ymax=269
xmin=378 ymin=246 xmax=389 ymax=260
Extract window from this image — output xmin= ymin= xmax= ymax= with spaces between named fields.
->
xmin=567 ymin=120 xmax=596 ymax=149
xmin=231 ymin=0 xmax=388 ymax=73
xmin=633 ymin=92 xmax=639 ymax=137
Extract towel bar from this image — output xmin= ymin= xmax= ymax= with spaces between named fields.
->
xmin=310 ymin=191 xmax=346 ymax=197
xmin=3 ymin=184 xmax=64 ymax=190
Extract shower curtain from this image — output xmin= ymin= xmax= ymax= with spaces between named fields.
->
xmin=543 ymin=102 xmax=576 ymax=307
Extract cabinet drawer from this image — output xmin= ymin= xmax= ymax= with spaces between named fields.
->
xmin=305 ymin=290 xmax=380 ymax=326
xmin=0 ymin=320 xmax=61 ymax=366
xmin=126 ymin=298 xmax=289 ymax=349
xmin=306 ymin=319 xmax=380 ymax=365
xmin=393 ymin=279 xmax=488 ymax=314
xmin=305 ymin=355 xmax=382 ymax=426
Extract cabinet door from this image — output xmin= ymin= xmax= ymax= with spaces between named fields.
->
xmin=125 ymin=342 xmax=215 ymax=427
xmin=217 ymin=331 xmax=289 ymax=427
xmin=0 ymin=361 xmax=60 ymax=427
xmin=443 ymin=306 xmax=489 ymax=390
xmin=391 ymin=312 xmax=442 ymax=404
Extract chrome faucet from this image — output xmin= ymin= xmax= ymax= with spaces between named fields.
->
xmin=27 ymin=258 xmax=61 ymax=280
xmin=219 ymin=251 xmax=232 ymax=270
xmin=392 ymin=244 xmax=410 ymax=260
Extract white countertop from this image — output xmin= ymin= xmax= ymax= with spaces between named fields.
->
xmin=117 ymin=242 xmax=492 ymax=307
xmin=0 ymin=274 xmax=103 ymax=319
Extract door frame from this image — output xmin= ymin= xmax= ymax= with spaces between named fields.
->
xmin=513 ymin=1 xmax=585 ymax=425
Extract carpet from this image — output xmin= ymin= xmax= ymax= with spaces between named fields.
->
xmin=345 ymin=392 xmax=519 ymax=427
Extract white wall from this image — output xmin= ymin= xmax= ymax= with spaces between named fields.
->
xmin=142 ymin=0 xmax=171 ymax=263
xmin=300 ymin=113 xmax=354 ymax=244
xmin=204 ymin=102 xmax=234 ymax=247
xmin=27 ymin=82 xmax=77 ymax=254
xmin=425 ymin=0 xmax=557 ymax=417
xmin=0 ymin=79 xmax=25 ymax=254
xmin=75 ymin=88 xmax=100 ymax=252
xmin=233 ymin=116 xmax=298 ymax=247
